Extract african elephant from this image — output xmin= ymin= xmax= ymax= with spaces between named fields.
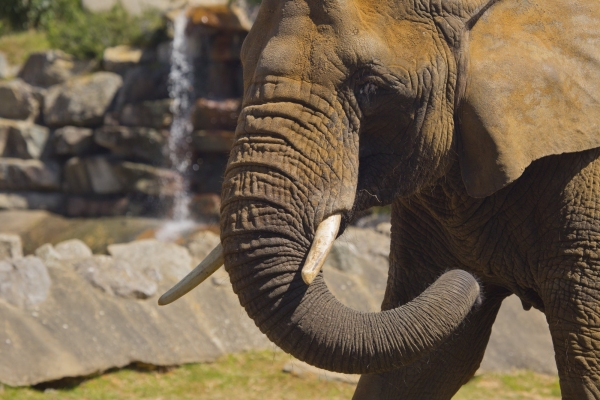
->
xmin=160 ymin=0 xmax=600 ymax=398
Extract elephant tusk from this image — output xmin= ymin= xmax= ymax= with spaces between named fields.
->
xmin=158 ymin=243 xmax=224 ymax=306
xmin=301 ymin=214 xmax=342 ymax=285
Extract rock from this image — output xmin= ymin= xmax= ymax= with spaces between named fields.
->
xmin=326 ymin=241 xmax=363 ymax=274
xmin=116 ymin=64 xmax=169 ymax=107
xmin=186 ymin=230 xmax=221 ymax=262
xmin=0 ymin=233 xmax=23 ymax=260
xmin=74 ymin=255 xmax=157 ymax=299
xmin=108 ymin=99 xmax=172 ymax=130
xmin=208 ymin=32 xmax=245 ymax=62
xmin=191 ymin=130 xmax=235 ymax=153
xmin=0 ymin=256 xmax=51 ymax=308
xmin=0 ymin=52 xmax=9 ymax=79
xmin=190 ymin=153 xmax=229 ymax=193
xmin=0 ymin=193 xmax=28 ymax=210
xmin=189 ymin=193 xmax=221 ymax=220
xmin=375 ymin=222 xmax=392 ymax=236
xmin=191 ymin=98 xmax=240 ymax=130
xmin=0 ymin=192 xmax=64 ymax=213
xmin=0 ymin=158 xmax=61 ymax=191
xmin=114 ymin=162 xmax=181 ymax=196
xmin=187 ymin=4 xmax=251 ymax=32
xmin=34 ymin=244 xmax=62 ymax=265
xmin=53 ymin=126 xmax=95 ymax=156
xmin=18 ymin=50 xmax=95 ymax=88
xmin=94 ymin=126 xmax=166 ymax=164
xmin=66 ymin=196 xmax=129 ymax=218
xmin=108 ymin=239 xmax=192 ymax=281
xmin=0 ymin=119 xmax=49 ymax=159
xmin=0 ymin=79 xmax=39 ymax=120
xmin=63 ymin=157 xmax=123 ymax=195
xmin=480 ymin=295 xmax=557 ymax=375
xmin=103 ymin=45 xmax=149 ymax=75
xmin=54 ymin=239 xmax=93 ymax=260
xmin=44 ymin=72 xmax=123 ymax=128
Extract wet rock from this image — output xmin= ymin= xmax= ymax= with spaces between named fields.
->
xmin=0 ymin=158 xmax=61 ymax=191
xmin=53 ymin=126 xmax=95 ymax=156
xmin=63 ymin=156 xmax=123 ymax=195
xmin=108 ymin=99 xmax=172 ymax=130
xmin=0 ymin=119 xmax=49 ymax=159
xmin=208 ymin=32 xmax=245 ymax=62
xmin=103 ymin=45 xmax=150 ymax=75
xmin=54 ymin=239 xmax=93 ymax=261
xmin=187 ymin=5 xmax=251 ymax=32
xmin=116 ymin=64 xmax=169 ymax=106
xmin=74 ymin=255 xmax=157 ymax=299
xmin=44 ymin=72 xmax=123 ymax=127
xmin=0 ymin=79 xmax=39 ymax=121
xmin=191 ymin=98 xmax=239 ymax=130
xmin=0 ymin=192 xmax=64 ymax=212
xmin=114 ymin=162 xmax=181 ymax=196
xmin=94 ymin=126 xmax=166 ymax=164
xmin=108 ymin=239 xmax=192 ymax=281
xmin=0 ymin=233 xmax=23 ymax=260
xmin=189 ymin=193 xmax=220 ymax=220
xmin=191 ymin=130 xmax=235 ymax=153
xmin=0 ymin=256 xmax=51 ymax=308
xmin=18 ymin=50 xmax=95 ymax=88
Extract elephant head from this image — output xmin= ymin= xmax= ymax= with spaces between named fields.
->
xmin=160 ymin=0 xmax=600 ymax=375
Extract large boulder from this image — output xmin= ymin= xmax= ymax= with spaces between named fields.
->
xmin=106 ymin=99 xmax=172 ymax=130
xmin=52 ymin=126 xmax=95 ymax=156
xmin=0 ymin=52 xmax=9 ymax=80
xmin=102 ymin=45 xmax=149 ymax=75
xmin=44 ymin=72 xmax=123 ymax=128
xmin=63 ymin=156 xmax=123 ymax=195
xmin=0 ymin=192 xmax=65 ymax=213
xmin=0 ymin=80 xmax=39 ymax=121
xmin=0 ymin=256 xmax=51 ymax=308
xmin=0 ymin=159 xmax=60 ymax=191
xmin=74 ymin=255 xmax=157 ymax=299
xmin=116 ymin=64 xmax=169 ymax=107
xmin=191 ymin=98 xmax=240 ymax=130
xmin=18 ymin=50 xmax=95 ymax=88
xmin=114 ymin=162 xmax=181 ymax=196
xmin=0 ymin=233 xmax=23 ymax=260
xmin=0 ymin=119 xmax=49 ymax=159
xmin=94 ymin=126 xmax=167 ymax=164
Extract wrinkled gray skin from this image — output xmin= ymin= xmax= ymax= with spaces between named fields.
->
xmin=218 ymin=0 xmax=600 ymax=398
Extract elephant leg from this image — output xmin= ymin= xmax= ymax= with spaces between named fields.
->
xmin=352 ymin=286 xmax=507 ymax=400
xmin=543 ymin=276 xmax=600 ymax=399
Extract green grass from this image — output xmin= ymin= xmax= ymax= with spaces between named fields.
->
xmin=0 ymin=351 xmax=560 ymax=400
xmin=0 ymin=30 xmax=50 ymax=66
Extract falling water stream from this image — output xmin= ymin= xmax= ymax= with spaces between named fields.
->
xmin=156 ymin=10 xmax=196 ymax=240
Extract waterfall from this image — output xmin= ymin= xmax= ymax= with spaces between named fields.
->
xmin=156 ymin=10 xmax=196 ymax=240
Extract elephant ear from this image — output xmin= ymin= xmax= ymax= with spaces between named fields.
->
xmin=458 ymin=0 xmax=600 ymax=197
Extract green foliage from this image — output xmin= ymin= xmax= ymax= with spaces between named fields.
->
xmin=45 ymin=4 xmax=165 ymax=60
xmin=0 ymin=0 xmax=166 ymax=60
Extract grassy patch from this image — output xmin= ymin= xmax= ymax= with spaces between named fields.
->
xmin=0 ymin=30 xmax=50 ymax=66
xmin=0 ymin=351 xmax=560 ymax=399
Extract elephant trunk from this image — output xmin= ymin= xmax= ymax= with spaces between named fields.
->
xmin=219 ymin=82 xmax=480 ymax=374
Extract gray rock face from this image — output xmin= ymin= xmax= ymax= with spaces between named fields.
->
xmin=0 ymin=119 xmax=49 ymax=159
xmin=114 ymin=162 xmax=181 ymax=196
xmin=108 ymin=239 xmax=191 ymax=281
xmin=94 ymin=126 xmax=166 ymax=163
xmin=0 ymin=192 xmax=64 ymax=213
xmin=63 ymin=156 xmax=123 ymax=195
xmin=0 ymin=158 xmax=61 ymax=191
xmin=74 ymin=255 xmax=157 ymax=299
xmin=0 ymin=233 xmax=23 ymax=260
xmin=186 ymin=230 xmax=221 ymax=262
xmin=0 ymin=80 xmax=39 ymax=121
xmin=18 ymin=50 xmax=95 ymax=88
xmin=102 ymin=45 xmax=153 ymax=75
xmin=107 ymin=99 xmax=172 ymax=130
xmin=0 ymin=256 xmax=51 ymax=308
xmin=53 ymin=126 xmax=95 ymax=156
xmin=44 ymin=72 xmax=123 ymax=127
xmin=116 ymin=64 xmax=169 ymax=106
